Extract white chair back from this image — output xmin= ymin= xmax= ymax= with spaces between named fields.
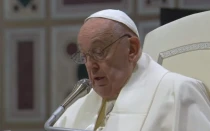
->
xmin=143 ymin=11 xmax=210 ymax=95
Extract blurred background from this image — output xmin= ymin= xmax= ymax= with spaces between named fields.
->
xmin=0 ymin=0 xmax=208 ymax=131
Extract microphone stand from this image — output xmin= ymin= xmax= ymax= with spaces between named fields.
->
xmin=44 ymin=79 xmax=92 ymax=131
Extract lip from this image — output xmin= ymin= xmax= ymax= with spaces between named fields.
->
xmin=94 ymin=76 xmax=105 ymax=81
xmin=93 ymin=76 xmax=106 ymax=85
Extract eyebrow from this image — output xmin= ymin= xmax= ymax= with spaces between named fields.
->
xmin=91 ymin=39 xmax=108 ymax=47
xmin=78 ymin=33 xmax=115 ymax=52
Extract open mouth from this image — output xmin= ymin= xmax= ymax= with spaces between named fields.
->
xmin=94 ymin=77 xmax=104 ymax=81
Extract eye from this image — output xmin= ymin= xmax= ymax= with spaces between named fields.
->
xmin=92 ymin=47 xmax=103 ymax=54
xmin=89 ymin=47 xmax=105 ymax=60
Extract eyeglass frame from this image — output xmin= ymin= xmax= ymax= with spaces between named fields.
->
xmin=71 ymin=34 xmax=131 ymax=64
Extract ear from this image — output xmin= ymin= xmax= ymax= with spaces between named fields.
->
xmin=128 ymin=36 xmax=141 ymax=62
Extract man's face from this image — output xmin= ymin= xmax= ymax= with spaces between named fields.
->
xmin=77 ymin=18 xmax=133 ymax=100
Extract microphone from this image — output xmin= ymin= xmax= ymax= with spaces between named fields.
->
xmin=44 ymin=79 xmax=92 ymax=131
xmin=61 ymin=78 xmax=91 ymax=109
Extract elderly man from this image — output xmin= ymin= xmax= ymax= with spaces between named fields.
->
xmin=54 ymin=9 xmax=210 ymax=131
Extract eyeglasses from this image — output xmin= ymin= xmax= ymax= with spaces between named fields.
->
xmin=70 ymin=34 xmax=131 ymax=64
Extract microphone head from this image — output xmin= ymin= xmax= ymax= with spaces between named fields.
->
xmin=62 ymin=78 xmax=92 ymax=108
xmin=73 ymin=78 xmax=91 ymax=93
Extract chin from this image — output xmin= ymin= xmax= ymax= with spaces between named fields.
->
xmin=99 ymin=92 xmax=118 ymax=100
xmin=94 ymin=90 xmax=111 ymax=100
xmin=93 ymin=85 xmax=117 ymax=100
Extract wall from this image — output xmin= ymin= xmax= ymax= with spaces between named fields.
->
xmin=0 ymin=0 xmax=209 ymax=130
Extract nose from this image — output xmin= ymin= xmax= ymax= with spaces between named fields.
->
xmin=85 ymin=55 xmax=99 ymax=72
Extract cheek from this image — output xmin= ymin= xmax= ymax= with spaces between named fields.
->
xmin=109 ymin=52 xmax=130 ymax=71
xmin=104 ymin=56 xmax=130 ymax=82
xmin=104 ymin=50 xmax=131 ymax=86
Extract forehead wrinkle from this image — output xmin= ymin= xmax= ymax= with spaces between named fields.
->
xmin=91 ymin=32 xmax=114 ymax=44
xmin=78 ymin=18 xmax=122 ymax=51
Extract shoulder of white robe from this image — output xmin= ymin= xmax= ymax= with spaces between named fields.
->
xmin=175 ymin=77 xmax=210 ymax=103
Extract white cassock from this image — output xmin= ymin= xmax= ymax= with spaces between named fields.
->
xmin=54 ymin=53 xmax=210 ymax=131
